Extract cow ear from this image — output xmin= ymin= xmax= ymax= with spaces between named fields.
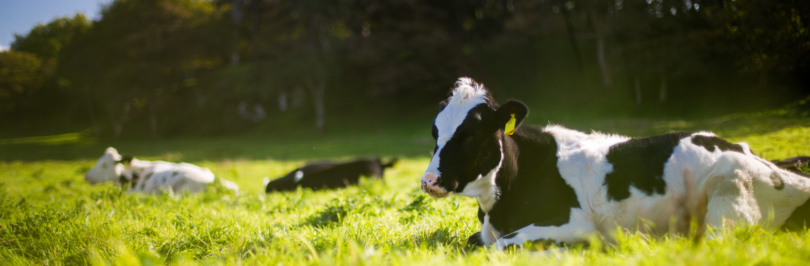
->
xmin=119 ymin=155 xmax=134 ymax=165
xmin=492 ymin=100 xmax=528 ymax=134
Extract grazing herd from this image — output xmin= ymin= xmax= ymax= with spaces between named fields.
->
xmin=82 ymin=77 xmax=810 ymax=250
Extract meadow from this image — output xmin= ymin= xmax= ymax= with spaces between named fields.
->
xmin=4 ymin=104 xmax=810 ymax=265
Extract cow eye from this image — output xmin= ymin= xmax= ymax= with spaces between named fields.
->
xmin=102 ymin=163 xmax=107 ymax=169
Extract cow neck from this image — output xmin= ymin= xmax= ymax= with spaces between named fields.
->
xmin=494 ymin=131 xmax=519 ymax=198
xmin=479 ymin=132 xmax=519 ymax=214
xmin=124 ymin=159 xmax=151 ymax=179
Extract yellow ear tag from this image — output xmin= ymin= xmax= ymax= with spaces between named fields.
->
xmin=504 ymin=113 xmax=516 ymax=135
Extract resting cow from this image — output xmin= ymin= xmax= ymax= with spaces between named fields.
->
xmin=84 ymin=147 xmax=239 ymax=195
xmin=771 ymin=156 xmax=810 ymax=176
xmin=420 ymin=77 xmax=810 ymax=249
xmin=265 ymin=157 xmax=398 ymax=192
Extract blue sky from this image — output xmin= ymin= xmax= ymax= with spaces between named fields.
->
xmin=0 ymin=0 xmax=112 ymax=51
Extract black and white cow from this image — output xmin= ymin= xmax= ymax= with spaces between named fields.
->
xmin=421 ymin=77 xmax=810 ymax=249
xmin=85 ymin=147 xmax=239 ymax=195
xmin=264 ymin=157 xmax=398 ymax=192
xmin=771 ymin=156 xmax=810 ymax=176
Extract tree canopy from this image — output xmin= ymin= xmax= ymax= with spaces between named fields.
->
xmin=4 ymin=0 xmax=810 ymax=138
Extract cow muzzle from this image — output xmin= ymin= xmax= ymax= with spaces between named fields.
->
xmin=421 ymin=172 xmax=449 ymax=198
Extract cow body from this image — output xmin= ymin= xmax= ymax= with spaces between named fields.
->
xmin=85 ymin=147 xmax=239 ymax=195
xmin=265 ymin=157 xmax=397 ymax=192
xmin=421 ymin=78 xmax=810 ymax=249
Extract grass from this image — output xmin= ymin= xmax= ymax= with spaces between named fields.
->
xmin=4 ymin=105 xmax=810 ymax=265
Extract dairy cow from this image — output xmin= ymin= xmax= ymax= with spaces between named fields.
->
xmin=85 ymin=147 xmax=239 ymax=195
xmin=421 ymin=77 xmax=810 ymax=249
xmin=265 ymin=157 xmax=398 ymax=192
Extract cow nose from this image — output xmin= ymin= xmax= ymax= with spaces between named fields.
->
xmin=422 ymin=172 xmax=439 ymax=186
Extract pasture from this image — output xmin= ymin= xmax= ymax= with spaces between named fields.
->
xmin=4 ymin=107 xmax=810 ymax=265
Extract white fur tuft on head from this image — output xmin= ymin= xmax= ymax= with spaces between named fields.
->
xmin=449 ymin=77 xmax=489 ymax=105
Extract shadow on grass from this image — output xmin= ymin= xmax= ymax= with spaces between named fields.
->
xmin=5 ymin=99 xmax=810 ymax=161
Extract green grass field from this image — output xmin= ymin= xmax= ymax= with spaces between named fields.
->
xmin=4 ymin=105 xmax=810 ymax=265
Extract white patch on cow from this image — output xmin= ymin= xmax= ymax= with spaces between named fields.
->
xmin=423 ymin=78 xmax=490 ymax=178
xmin=294 ymin=170 xmax=304 ymax=183
xmin=481 ymin=214 xmax=501 ymax=245
xmin=460 ymin=140 xmax=503 ymax=212
xmin=737 ymin=142 xmax=753 ymax=155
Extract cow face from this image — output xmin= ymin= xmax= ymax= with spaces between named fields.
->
xmin=421 ymin=78 xmax=527 ymax=198
xmin=85 ymin=147 xmax=128 ymax=184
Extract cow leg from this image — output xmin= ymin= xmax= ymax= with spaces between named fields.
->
xmin=466 ymin=232 xmax=484 ymax=248
xmin=702 ymin=153 xmax=763 ymax=230
xmin=491 ymin=209 xmax=594 ymax=250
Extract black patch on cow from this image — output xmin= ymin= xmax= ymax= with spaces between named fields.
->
xmin=118 ymin=154 xmax=134 ymax=165
xmin=604 ymin=132 xmax=692 ymax=201
xmin=172 ymin=171 xmax=178 ymax=177
xmin=691 ymin=135 xmax=745 ymax=153
xmin=486 ymin=127 xmax=581 ymax=236
xmin=466 ymin=232 xmax=484 ymax=248
xmin=769 ymin=172 xmax=785 ymax=190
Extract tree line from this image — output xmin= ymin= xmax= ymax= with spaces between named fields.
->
xmin=2 ymin=0 xmax=808 ymax=138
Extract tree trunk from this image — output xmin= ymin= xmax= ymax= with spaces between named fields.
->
xmin=758 ymin=67 xmax=768 ymax=91
xmin=312 ymin=83 xmax=325 ymax=133
xmin=86 ymin=92 xmax=99 ymax=137
xmin=635 ymin=78 xmax=642 ymax=106
xmin=251 ymin=6 xmax=259 ymax=64
xmin=597 ymin=36 xmax=612 ymax=88
xmin=149 ymin=100 xmax=158 ymax=138
xmin=561 ymin=7 xmax=584 ymax=74
xmin=591 ymin=11 xmax=612 ymax=88
xmin=110 ymin=102 xmax=130 ymax=140
xmin=305 ymin=79 xmax=326 ymax=133
xmin=659 ymin=75 xmax=667 ymax=103
xmin=230 ymin=0 xmax=242 ymax=67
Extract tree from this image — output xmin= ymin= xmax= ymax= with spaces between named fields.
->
xmin=707 ymin=0 xmax=810 ymax=90
xmin=60 ymin=0 xmax=226 ymax=139
xmin=0 ymin=51 xmax=51 ymax=115
xmin=11 ymin=14 xmax=90 ymax=63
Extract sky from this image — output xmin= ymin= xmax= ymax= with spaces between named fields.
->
xmin=0 ymin=0 xmax=112 ymax=51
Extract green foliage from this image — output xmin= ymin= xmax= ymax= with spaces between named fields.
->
xmin=11 ymin=13 xmax=90 ymax=62
xmin=0 ymin=51 xmax=52 ymax=114
xmin=707 ymin=0 xmax=810 ymax=74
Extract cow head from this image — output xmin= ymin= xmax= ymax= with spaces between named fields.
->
xmin=421 ymin=78 xmax=527 ymax=198
xmin=84 ymin=147 xmax=132 ymax=184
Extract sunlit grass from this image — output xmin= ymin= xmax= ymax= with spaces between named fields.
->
xmin=4 ymin=107 xmax=810 ymax=265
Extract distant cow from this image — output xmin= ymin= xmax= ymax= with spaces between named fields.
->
xmin=772 ymin=156 xmax=810 ymax=176
xmin=85 ymin=147 xmax=239 ymax=195
xmin=421 ymin=77 xmax=810 ymax=249
xmin=265 ymin=157 xmax=398 ymax=192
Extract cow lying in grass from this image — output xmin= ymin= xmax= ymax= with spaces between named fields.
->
xmin=85 ymin=147 xmax=239 ymax=195
xmin=771 ymin=156 xmax=810 ymax=176
xmin=265 ymin=157 xmax=398 ymax=192
xmin=420 ymin=77 xmax=810 ymax=249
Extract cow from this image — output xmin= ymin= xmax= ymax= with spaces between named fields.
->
xmin=84 ymin=147 xmax=239 ymax=195
xmin=420 ymin=77 xmax=810 ymax=250
xmin=771 ymin=156 xmax=810 ymax=176
xmin=265 ymin=157 xmax=398 ymax=192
